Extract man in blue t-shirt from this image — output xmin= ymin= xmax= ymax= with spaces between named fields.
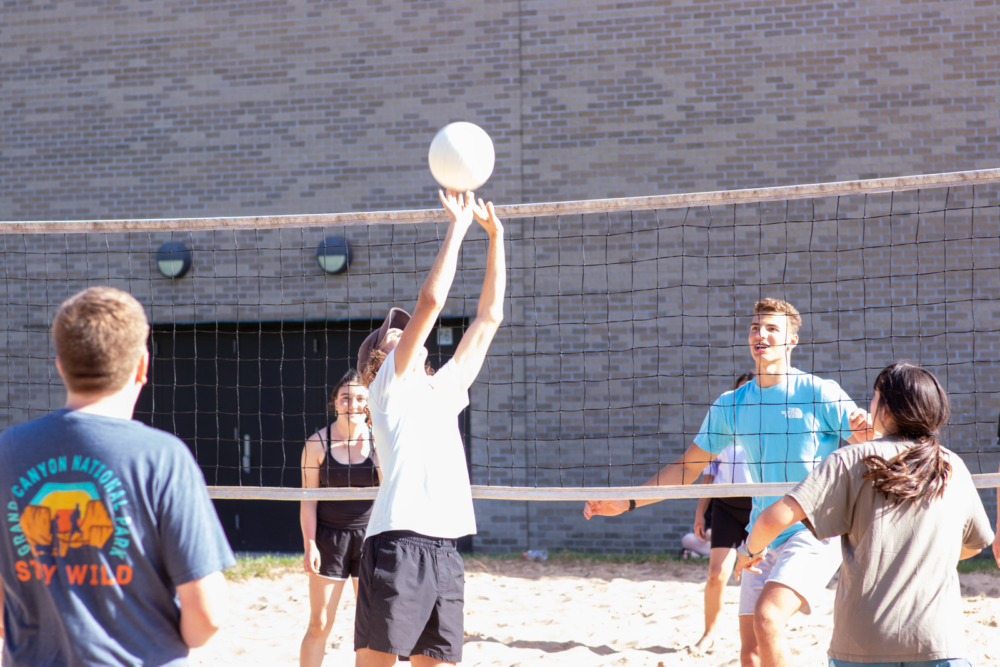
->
xmin=0 ymin=287 xmax=235 ymax=666
xmin=585 ymin=298 xmax=872 ymax=667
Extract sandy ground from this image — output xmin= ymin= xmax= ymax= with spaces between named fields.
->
xmin=187 ymin=558 xmax=1000 ymax=666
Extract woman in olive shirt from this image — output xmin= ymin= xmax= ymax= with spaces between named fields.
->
xmin=737 ymin=361 xmax=993 ymax=666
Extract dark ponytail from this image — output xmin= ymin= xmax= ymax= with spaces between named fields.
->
xmin=862 ymin=361 xmax=951 ymax=505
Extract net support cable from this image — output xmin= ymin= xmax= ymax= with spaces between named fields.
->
xmin=3 ymin=168 xmax=998 ymax=234
xmin=4 ymin=168 xmax=999 ymax=504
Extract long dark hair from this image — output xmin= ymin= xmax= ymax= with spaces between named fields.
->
xmin=327 ymin=368 xmax=364 ymax=416
xmin=862 ymin=361 xmax=951 ymax=505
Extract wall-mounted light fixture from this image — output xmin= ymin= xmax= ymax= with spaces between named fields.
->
xmin=156 ymin=241 xmax=192 ymax=279
xmin=316 ymin=236 xmax=353 ymax=275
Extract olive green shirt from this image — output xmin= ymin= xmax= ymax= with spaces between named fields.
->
xmin=789 ymin=440 xmax=993 ymax=663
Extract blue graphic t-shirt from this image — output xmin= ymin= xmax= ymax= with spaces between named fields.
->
xmin=694 ymin=369 xmax=858 ymax=548
xmin=0 ymin=410 xmax=235 ymax=667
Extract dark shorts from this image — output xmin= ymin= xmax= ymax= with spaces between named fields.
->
xmin=710 ymin=497 xmax=753 ymax=550
xmin=355 ymin=530 xmax=465 ymax=663
xmin=315 ymin=525 xmax=366 ymax=580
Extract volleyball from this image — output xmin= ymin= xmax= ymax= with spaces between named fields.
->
xmin=427 ymin=121 xmax=495 ymax=192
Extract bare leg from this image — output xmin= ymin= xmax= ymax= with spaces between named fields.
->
xmin=739 ymin=614 xmax=760 ymax=667
xmin=409 ymin=656 xmax=456 ymax=667
xmin=752 ymin=582 xmax=806 ymax=667
xmin=693 ymin=547 xmax=737 ymax=652
xmin=300 ymin=575 xmax=348 ymax=667
xmin=356 ymin=648 xmax=397 ymax=667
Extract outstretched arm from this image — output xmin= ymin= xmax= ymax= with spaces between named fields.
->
xmin=452 ymin=199 xmax=506 ymax=391
xmin=583 ymin=442 xmax=716 ymax=519
xmin=394 ymin=190 xmax=477 ymax=377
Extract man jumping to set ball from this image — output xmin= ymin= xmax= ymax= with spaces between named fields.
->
xmin=354 ymin=190 xmax=505 ymax=667
xmin=585 ymin=298 xmax=873 ymax=667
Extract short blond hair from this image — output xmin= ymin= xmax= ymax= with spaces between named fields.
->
xmin=753 ymin=298 xmax=802 ymax=334
xmin=53 ymin=287 xmax=149 ymax=395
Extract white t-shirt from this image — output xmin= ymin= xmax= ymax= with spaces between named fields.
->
xmin=706 ymin=444 xmax=753 ymax=485
xmin=365 ymin=348 xmax=477 ymax=540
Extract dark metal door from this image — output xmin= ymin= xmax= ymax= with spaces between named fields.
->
xmin=134 ymin=319 xmax=470 ymax=553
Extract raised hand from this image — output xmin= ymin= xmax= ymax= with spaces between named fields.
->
xmin=583 ymin=499 xmax=629 ymax=520
xmin=471 ymin=197 xmax=504 ymax=237
xmin=848 ymin=408 xmax=875 ymax=443
xmin=439 ymin=189 xmax=476 ymax=230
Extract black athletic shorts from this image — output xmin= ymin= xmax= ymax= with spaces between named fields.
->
xmin=355 ymin=530 xmax=465 ymax=663
xmin=315 ymin=525 xmax=366 ymax=579
xmin=710 ymin=497 xmax=753 ymax=550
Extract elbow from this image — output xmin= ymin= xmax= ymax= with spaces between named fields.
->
xmin=481 ymin=309 xmax=503 ymax=327
xmin=417 ymin=289 xmax=444 ymax=314
xmin=182 ymin=608 xmax=226 ymax=648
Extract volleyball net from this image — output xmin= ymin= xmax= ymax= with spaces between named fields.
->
xmin=2 ymin=169 xmax=1000 ymax=502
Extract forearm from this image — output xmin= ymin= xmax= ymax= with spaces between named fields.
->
xmin=177 ymin=572 xmax=229 ymax=648
xmin=695 ymin=496 xmax=711 ymax=522
xmin=746 ymin=496 xmax=805 ymax=554
xmin=476 ymin=230 xmax=505 ymax=324
xmin=959 ymin=546 xmax=982 ymax=561
xmin=300 ymin=500 xmax=318 ymax=546
xmin=419 ymin=221 xmax=470 ymax=310
xmin=634 ymin=444 xmax=714 ymax=509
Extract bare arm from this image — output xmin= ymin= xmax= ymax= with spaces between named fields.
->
xmin=300 ymin=435 xmax=324 ymax=574
xmin=452 ymin=200 xmax=505 ymax=391
xmin=693 ymin=474 xmax=714 ymax=541
xmin=394 ymin=190 xmax=476 ymax=377
xmin=734 ymin=495 xmax=806 ymax=580
xmin=994 ymin=462 xmax=999 ymax=567
xmin=176 ymin=571 xmax=229 ymax=648
xmin=583 ymin=443 xmax=716 ymax=519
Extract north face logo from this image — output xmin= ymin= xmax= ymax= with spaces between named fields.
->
xmin=782 ymin=407 xmax=803 ymax=418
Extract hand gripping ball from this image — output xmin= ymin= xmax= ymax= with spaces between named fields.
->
xmin=427 ymin=122 xmax=495 ymax=192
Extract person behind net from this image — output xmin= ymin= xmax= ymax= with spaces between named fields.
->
xmin=683 ymin=371 xmax=756 ymax=655
xmin=300 ymin=368 xmax=381 ymax=667
xmin=584 ymin=298 xmax=872 ymax=667
xmin=354 ymin=189 xmax=505 ymax=667
xmin=0 ymin=287 xmax=234 ymax=666
xmin=736 ymin=360 xmax=994 ymax=666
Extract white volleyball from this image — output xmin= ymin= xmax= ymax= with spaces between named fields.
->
xmin=427 ymin=122 xmax=495 ymax=191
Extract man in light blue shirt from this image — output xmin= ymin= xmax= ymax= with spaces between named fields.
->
xmin=585 ymin=298 xmax=872 ymax=667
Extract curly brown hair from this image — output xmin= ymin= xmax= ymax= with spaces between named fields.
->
xmin=360 ymin=348 xmax=434 ymax=389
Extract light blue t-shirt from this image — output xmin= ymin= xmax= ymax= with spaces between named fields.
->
xmin=694 ymin=369 xmax=857 ymax=547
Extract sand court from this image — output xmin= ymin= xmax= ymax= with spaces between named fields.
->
xmin=187 ymin=558 xmax=1000 ymax=667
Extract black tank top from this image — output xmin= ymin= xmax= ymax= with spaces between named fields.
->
xmin=316 ymin=425 xmax=379 ymax=530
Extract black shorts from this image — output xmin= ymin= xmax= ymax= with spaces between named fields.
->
xmin=710 ymin=497 xmax=752 ymax=550
xmin=355 ymin=530 xmax=465 ymax=663
xmin=315 ymin=525 xmax=366 ymax=579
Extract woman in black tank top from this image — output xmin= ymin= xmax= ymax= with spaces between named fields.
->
xmin=299 ymin=369 xmax=380 ymax=667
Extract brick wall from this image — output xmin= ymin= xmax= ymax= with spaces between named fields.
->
xmin=2 ymin=0 xmax=999 ymax=554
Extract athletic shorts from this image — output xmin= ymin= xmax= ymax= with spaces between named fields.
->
xmin=829 ymin=660 xmax=971 ymax=667
xmin=315 ymin=525 xmax=366 ymax=580
xmin=355 ymin=530 xmax=465 ymax=663
xmin=739 ymin=528 xmax=841 ymax=616
xmin=710 ymin=497 xmax=752 ymax=550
